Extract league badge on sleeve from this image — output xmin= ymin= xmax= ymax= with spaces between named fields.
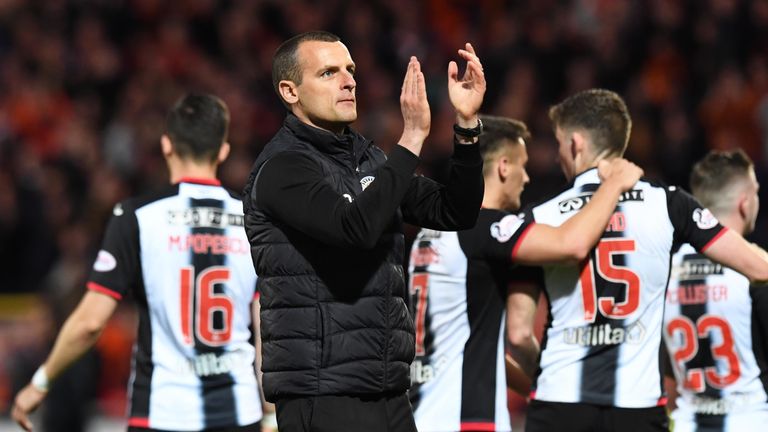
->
xmin=490 ymin=214 xmax=525 ymax=243
xmin=692 ymin=208 xmax=719 ymax=230
xmin=93 ymin=250 xmax=117 ymax=272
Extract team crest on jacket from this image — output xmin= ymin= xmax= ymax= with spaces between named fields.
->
xmin=360 ymin=176 xmax=375 ymax=191
xmin=490 ymin=214 xmax=524 ymax=243
xmin=692 ymin=208 xmax=718 ymax=229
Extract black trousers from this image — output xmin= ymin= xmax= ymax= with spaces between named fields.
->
xmin=128 ymin=421 xmax=260 ymax=432
xmin=275 ymin=393 xmax=417 ymax=432
xmin=525 ymin=400 xmax=668 ymax=432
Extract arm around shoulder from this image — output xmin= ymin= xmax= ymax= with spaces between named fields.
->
xmin=513 ymin=159 xmax=643 ymax=265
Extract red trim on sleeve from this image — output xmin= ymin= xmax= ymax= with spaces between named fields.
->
xmin=127 ymin=417 xmax=150 ymax=428
xmin=657 ymin=396 xmax=668 ymax=407
xmin=701 ymin=226 xmax=728 ymax=252
xmin=511 ymin=223 xmax=536 ymax=261
xmin=253 ymin=291 xmax=260 ymax=301
xmin=460 ymin=422 xmax=496 ymax=431
xmin=178 ymin=177 xmax=221 ymax=186
xmin=529 ymin=390 xmax=537 ymax=400
xmin=86 ymin=281 xmax=123 ymax=301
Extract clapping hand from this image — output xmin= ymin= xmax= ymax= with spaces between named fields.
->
xmin=448 ymin=43 xmax=486 ymax=127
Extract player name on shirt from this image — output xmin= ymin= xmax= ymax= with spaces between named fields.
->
xmin=666 ymin=284 xmax=728 ymax=305
xmin=168 ymin=233 xmax=250 ymax=255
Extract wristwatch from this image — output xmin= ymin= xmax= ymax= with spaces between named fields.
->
xmin=453 ymin=118 xmax=483 ymax=138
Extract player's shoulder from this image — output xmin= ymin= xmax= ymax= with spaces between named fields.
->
xmin=103 ymin=186 xmax=176 ymax=220
xmin=638 ymin=176 xmax=694 ymax=202
xmin=127 ymin=184 xmax=181 ymax=211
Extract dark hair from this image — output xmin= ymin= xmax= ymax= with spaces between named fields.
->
xmin=479 ymin=115 xmax=531 ymax=177
xmin=272 ymin=31 xmax=341 ymax=107
xmin=166 ymin=93 xmax=230 ymax=163
xmin=548 ymin=89 xmax=631 ymax=158
xmin=690 ymin=149 xmax=754 ymax=212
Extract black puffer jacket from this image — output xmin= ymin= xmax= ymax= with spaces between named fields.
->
xmin=243 ymin=114 xmax=483 ymax=401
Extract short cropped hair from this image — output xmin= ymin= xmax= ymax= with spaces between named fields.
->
xmin=690 ymin=149 xmax=754 ymax=213
xmin=166 ymin=93 xmax=229 ymax=162
xmin=272 ymin=31 xmax=341 ymax=106
xmin=479 ymin=115 xmax=531 ymax=177
xmin=548 ymin=89 xmax=631 ymax=158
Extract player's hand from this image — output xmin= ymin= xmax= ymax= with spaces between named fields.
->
xmin=398 ymin=56 xmax=430 ymax=156
xmin=597 ymin=158 xmax=643 ymax=192
xmin=11 ymin=384 xmax=47 ymax=431
xmin=448 ymin=43 xmax=486 ymax=126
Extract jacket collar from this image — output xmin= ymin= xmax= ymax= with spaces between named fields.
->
xmin=284 ymin=114 xmax=371 ymax=162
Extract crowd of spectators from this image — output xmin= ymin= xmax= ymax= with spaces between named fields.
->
xmin=1 ymin=0 xmax=767 ymax=426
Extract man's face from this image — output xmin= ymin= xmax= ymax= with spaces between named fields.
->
xmin=503 ymin=140 xmax=530 ymax=211
xmin=744 ymin=169 xmax=760 ymax=234
xmin=291 ymin=40 xmax=357 ymax=132
xmin=555 ymin=126 xmax=576 ymax=180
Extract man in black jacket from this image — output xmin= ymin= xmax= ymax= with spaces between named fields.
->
xmin=242 ymin=31 xmax=486 ymax=432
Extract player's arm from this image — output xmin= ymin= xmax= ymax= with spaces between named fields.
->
xmin=251 ymin=298 xmax=277 ymax=432
xmin=660 ymin=344 xmax=679 ymax=412
xmin=255 ymin=150 xmax=421 ymax=250
xmin=505 ymin=281 xmax=540 ymax=395
xmin=701 ymin=231 xmax=768 ymax=284
xmin=12 ymin=291 xmax=118 ymax=432
xmin=513 ymin=158 xmax=643 ymax=265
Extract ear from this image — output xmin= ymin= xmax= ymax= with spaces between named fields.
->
xmin=217 ymin=142 xmax=231 ymax=164
xmin=278 ymin=80 xmax=299 ymax=105
xmin=571 ymin=131 xmax=586 ymax=160
xmin=161 ymin=134 xmax=174 ymax=158
xmin=737 ymin=192 xmax=750 ymax=221
xmin=497 ymin=155 xmax=510 ymax=181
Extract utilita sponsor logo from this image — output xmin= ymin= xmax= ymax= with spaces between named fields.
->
xmin=176 ymin=351 xmax=251 ymax=378
xmin=563 ymin=321 xmax=646 ymax=347
xmin=410 ymin=356 xmax=448 ymax=385
xmin=689 ymin=393 xmax=766 ymax=415
xmin=559 ymin=190 xmax=644 ymax=214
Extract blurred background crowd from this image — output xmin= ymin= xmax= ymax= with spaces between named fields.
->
xmin=1 ymin=0 xmax=767 ymax=430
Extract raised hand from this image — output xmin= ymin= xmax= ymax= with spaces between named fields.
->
xmin=448 ymin=43 xmax=486 ymax=126
xmin=398 ymin=56 xmax=430 ymax=156
xmin=598 ymin=158 xmax=644 ymax=192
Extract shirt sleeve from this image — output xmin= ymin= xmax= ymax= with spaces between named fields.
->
xmin=401 ymin=140 xmax=484 ymax=230
xmin=479 ymin=210 xmax=536 ymax=263
xmin=87 ymin=202 xmax=140 ymax=301
xmin=667 ymin=186 xmax=727 ymax=252
xmin=254 ymin=146 xmax=420 ymax=249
